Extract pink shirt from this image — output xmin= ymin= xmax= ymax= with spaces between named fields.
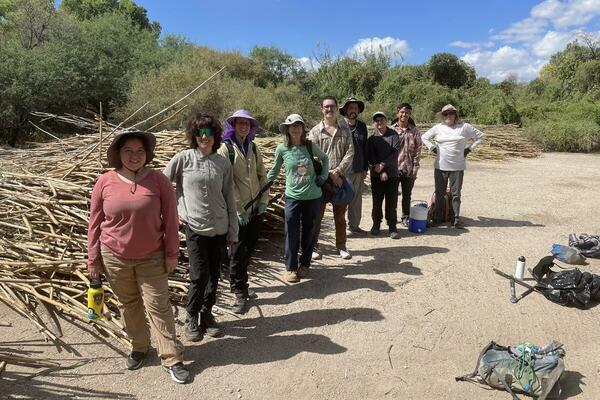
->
xmin=87 ymin=169 xmax=179 ymax=267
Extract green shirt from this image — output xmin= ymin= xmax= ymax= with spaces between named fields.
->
xmin=267 ymin=142 xmax=329 ymax=201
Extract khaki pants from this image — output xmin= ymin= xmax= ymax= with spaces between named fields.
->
xmin=314 ymin=202 xmax=348 ymax=251
xmin=347 ymin=172 xmax=365 ymax=230
xmin=101 ymin=246 xmax=183 ymax=367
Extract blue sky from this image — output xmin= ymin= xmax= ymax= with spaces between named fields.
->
xmin=136 ymin=0 xmax=600 ymax=82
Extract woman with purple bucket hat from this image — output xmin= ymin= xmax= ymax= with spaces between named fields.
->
xmin=217 ymin=109 xmax=269 ymax=314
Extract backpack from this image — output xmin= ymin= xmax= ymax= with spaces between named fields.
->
xmin=224 ymin=139 xmax=257 ymax=165
xmin=456 ymin=341 xmax=565 ymax=400
xmin=427 ymin=188 xmax=455 ymax=225
xmin=531 ymin=255 xmax=600 ymax=309
xmin=568 ymin=233 xmax=600 ymax=258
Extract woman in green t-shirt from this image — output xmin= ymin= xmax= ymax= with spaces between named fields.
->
xmin=267 ymin=114 xmax=329 ymax=283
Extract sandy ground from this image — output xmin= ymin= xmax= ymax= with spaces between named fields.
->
xmin=1 ymin=152 xmax=600 ymax=400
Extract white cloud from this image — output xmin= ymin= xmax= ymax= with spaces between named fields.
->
xmin=492 ymin=17 xmax=549 ymax=43
xmin=531 ymin=30 xmax=576 ymax=57
xmin=348 ymin=37 xmax=409 ymax=61
xmin=532 ymin=0 xmax=600 ymax=28
xmin=462 ymin=46 xmax=544 ymax=83
xmin=297 ymin=56 xmax=319 ymax=71
xmin=449 ymin=40 xmax=494 ymax=49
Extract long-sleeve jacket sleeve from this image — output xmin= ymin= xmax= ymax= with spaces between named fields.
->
xmin=158 ymin=173 xmax=180 ymax=260
xmin=255 ymin=145 xmax=269 ymax=205
xmin=412 ymin=128 xmax=423 ymax=176
xmin=87 ymin=177 xmax=105 ymax=268
xmin=335 ymin=136 xmax=354 ymax=176
xmin=223 ymin=162 xmax=239 ymax=242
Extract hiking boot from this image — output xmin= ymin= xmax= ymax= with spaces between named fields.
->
xmin=389 ymin=227 xmax=400 ymax=239
xmin=338 ymin=248 xmax=352 ymax=260
xmin=200 ymin=312 xmax=224 ymax=338
xmin=163 ymin=362 xmax=190 ymax=384
xmin=297 ymin=265 xmax=309 ymax=279
xmin=231 ymin=293 xmax=247 ymax=314
xmin=370 ymin=224 xmax=380 ymax=235
xmin=284 ymin=270 xmax=300 ymax=283
xmin=184 ymin=314 xmax=203 ymax=342
xmin=247 ymin=288 xmax=258 ymax=299
xmin=311 ymin=250 xmax=322 ymax=260
xmin=349 ymin=226 xmax=368 ymax=236
xmin=125 ymin=351 xmax=146 ymax=370
xmin=452 ymin=217 xmax=465 ymax=229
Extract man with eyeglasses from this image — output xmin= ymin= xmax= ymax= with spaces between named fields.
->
xmin=309 ymin=96 xmax=355 ymax=260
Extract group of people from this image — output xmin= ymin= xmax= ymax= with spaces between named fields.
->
xmin=86 ymin=97 xmax=484 ymax=383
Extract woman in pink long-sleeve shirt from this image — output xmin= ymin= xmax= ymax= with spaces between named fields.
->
xmin=87 ymin=129 xmax=189 ymax=384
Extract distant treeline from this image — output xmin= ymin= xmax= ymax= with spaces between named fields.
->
xmin=1 ymin=0 xmax=599 ymax=151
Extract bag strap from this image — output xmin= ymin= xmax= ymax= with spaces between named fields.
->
xmin=224 ymin=140 xmax=235 ymax=164
xmin=492 ymin=369 xmax=522 ymax=400
xmin=455 ymin=341 xmax=498 ymax=382
xmin=305 ymin=139 xmax=314 ymax=159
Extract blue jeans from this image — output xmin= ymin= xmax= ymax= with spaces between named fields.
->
xmin=284 ymin=197 xmax=321 ymax=271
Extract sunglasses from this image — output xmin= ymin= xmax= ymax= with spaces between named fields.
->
xmin=194 ymin=128 xmax=215 ymax=137
xmin=442 ymin=111 xmax=456 ymax=117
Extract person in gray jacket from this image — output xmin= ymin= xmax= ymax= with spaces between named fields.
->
xmin=164 ymin=112 xmax=238 ymax=342
xmin=421 ymin=104 xmax=484 ymax=228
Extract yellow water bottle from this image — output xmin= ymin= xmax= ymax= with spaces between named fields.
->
xmin=87 ymin=277 xmax=104 ymax=320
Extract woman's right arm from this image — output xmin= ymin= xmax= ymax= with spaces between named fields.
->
xmin=266 ymin=146 xmax=284 ymax=182
xmin=87 ymin=176 xmax=106 ymax=278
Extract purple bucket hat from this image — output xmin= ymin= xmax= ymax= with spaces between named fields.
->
xmin=223 ymin=109 xmax=259 ymax=142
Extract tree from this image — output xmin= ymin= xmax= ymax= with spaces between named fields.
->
xmin=249 ymin=46 xmax=301 ymax=88
xmin=61 ymin=0 xmax=160 ymax=34
xmin=428 ymin=52 xmax=475 ymax=89
xmin=574 ymin=60 xmax=600 ymax=97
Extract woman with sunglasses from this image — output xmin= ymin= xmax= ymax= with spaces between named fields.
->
xmin=421 ymin=104 xmax=484 ymax=228
xmin=164 ymin=113 xmax=238 ymax=342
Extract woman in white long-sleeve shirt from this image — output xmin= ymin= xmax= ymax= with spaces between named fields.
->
xmin=421 ymin=104 xmax=484 ymax=228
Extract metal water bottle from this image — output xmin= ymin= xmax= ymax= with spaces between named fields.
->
xmin=514 ymin=256 xmax=526 ymax=280
xmin=87 ymin=277 xmax=105 ymax=320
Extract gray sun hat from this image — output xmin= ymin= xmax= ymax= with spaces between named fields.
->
xmin=279 ymin=114 xmax=308 ymax=133
xmin=339 ymin=96 xmax=365 ymax=116
xmin=106 ymin=128 xmax=156 ymax=168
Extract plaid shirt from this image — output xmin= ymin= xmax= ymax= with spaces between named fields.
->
xmin=308 ymin=119 xmax=354 ymax=175
xmin=392 ymin=123 xmax=422 ymax=177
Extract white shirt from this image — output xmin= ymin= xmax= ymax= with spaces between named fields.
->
xmin=421 ymin=122 xmax=484 ymax=171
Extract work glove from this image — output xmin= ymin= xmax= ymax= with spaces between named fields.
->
xmin=316 ymin=175 xmax=327 ymax=187
xmin=238 ymin=212 xmax=250 ymax=226
xmin=431 ymin=147 xmax=438 ymax=155
xmin=464 ymin=148 xmax=471 ymax=157
xmin=258 ymin=202 xmax=268 ymax=215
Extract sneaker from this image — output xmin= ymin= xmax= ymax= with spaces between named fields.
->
xmin=284 ymin=270 xmax=300 ymax=283
xmin=349 ymin=226 xmax=368 ymax=235
xmin=297 ymin=265 xmax=309 ymax=278
xmin=125 ymin=351 xmax=146 ymax=370
xmin=370 ymin=225 xmax=380 ymax=235
xmin=400 ymin=217 xmax=409 ymax=227
xmin=389 ymin=229 xmax=400 ymax=239
xmin=338 ymin=248 xmax=352 ymax=260
xmin=164 ymin=362 xmax=190 ymax=384
xmin=231 ymin=293 xmax=247 ymax=314
xmin=452 ymin=218 xmax=465 ymax=229
xmin=184 ymin=315 xmax=203 ymax=342
xmin=200 ymin=312 xmax=224 ymax=338
xmin=247 ymin=288 xmax=258 ymax=299
xmin=311 ymin=250 xmax=322 ymax=260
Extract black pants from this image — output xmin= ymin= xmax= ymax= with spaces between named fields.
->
xmin=185 ymin=227 xmax=226 ymax=316
xmin=371 ymin=174 xmax=400 ymax=228
xmin=434 ymin=169 xmax=464 ymax=220
xmin=399 ymin=175 xmax=416 ymax=217
xmin=229 ymin=214 xmax=261 ymax=295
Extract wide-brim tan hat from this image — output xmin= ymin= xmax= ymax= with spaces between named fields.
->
xmin=339 ymin=96 xmax=365 ymax=116
xmin=441 ymin=104 xmax=458 ymax=114
xmin=106 ymin=128 xmax=156 ymax=168
xmin=279 ymin=114 xmax=308 ymax=133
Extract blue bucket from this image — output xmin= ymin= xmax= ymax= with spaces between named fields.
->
xmin=408 ymin=200 xmax=428 ymax=234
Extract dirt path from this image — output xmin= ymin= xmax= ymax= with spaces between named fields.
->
xmin=2 ymin=152 xmax=599 ymax=399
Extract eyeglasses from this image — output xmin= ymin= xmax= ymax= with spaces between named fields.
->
xmin=194 ymin=128 xmax=215 ymax=137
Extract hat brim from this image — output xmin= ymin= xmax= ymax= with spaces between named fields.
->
xmin=106 ymin=130 xmax=156 ymax=168
xmin=279 ymin=122 xmax=308 ymax=134
xmin=339 ymin=100 xmax=365 ymax=116
xmin=226 ymin=115 xmax=258 ymax=128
